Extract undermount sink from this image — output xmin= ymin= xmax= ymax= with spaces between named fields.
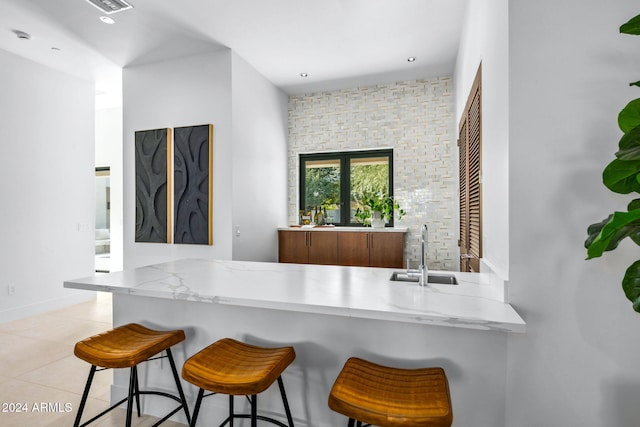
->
xmin=389 ymin=271 xmax=458 ymax=285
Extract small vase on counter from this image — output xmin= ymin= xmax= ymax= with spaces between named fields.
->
xmin=371 ymin=211 xmax=385 ymax=228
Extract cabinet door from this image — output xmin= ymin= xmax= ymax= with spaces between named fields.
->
xmin=369 ymin=232 xmax=405 ymax=268
xmin=337 ymin=232 xmax=370 ymax=266
xmin=308 ymin=232 xmax=338 ymax=265
xmin=278 ymin=231 xmax=309 ymax=264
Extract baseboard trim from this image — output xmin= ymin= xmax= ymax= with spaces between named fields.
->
xmin=0 ymin=291 xmax=96 ymax=324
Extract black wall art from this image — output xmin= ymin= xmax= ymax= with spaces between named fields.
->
xmin=135 ymin=128 xmax=172 ymax=243
xmin=174 ymin=124 xmax=213 ymax=245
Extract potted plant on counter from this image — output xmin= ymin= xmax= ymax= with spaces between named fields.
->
xmin=354 ymin=192 xmax=405 ymax=227
xmin=585 ymin=13 xmax=640 ymax=313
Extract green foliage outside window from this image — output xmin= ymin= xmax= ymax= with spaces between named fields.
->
xmin=304 ymin=166 xmax=340 ymax=207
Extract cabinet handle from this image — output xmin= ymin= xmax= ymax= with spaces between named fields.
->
xmin=307 ymin=232 xmax=311 ymax=247
xmin=366 ymin=233 xmax=369 ymax=248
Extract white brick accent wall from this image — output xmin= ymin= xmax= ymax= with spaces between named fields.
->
xmin=288 ymin=77 xmax=458 ymax=270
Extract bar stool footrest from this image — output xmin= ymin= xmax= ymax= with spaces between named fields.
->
xmin=76 ymin=390 xmax=187 ymax=427
xmin=219 ymin=413 xmax=291 ymax=427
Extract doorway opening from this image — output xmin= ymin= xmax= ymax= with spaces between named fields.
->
xmin=95 ymin=166 xmax=111 ymax=272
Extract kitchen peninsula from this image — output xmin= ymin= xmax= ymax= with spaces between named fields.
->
xmin=64 ymin=259 xmax=524 ymax=426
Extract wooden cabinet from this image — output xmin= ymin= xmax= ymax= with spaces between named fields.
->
xmin=337 ymin=232 xmax=370 ymax=266
xmin=279 ymin=229 xmax=405 ymax=268
xmin=369 ymin=232 xmax=405 ymax=268
xmin=338 ymin=231 xmax=405 ymax=268
xmin=278 ymin=230 xmax=338 ymax=265
xmin=278 ymin=231 xmax=309 ymax=264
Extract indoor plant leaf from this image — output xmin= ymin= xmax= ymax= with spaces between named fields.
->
xmin=622 ymin=260 xmax=640 ymax=312
xmin=585 ymin=214 xmax=613 ymax=249
xmin=628 ymin=198 xmax=640 ymax=210
xmin=618 ymin=99 xmax=640 ymax=132
xmin=615 ymin=124 xmax=640 ymax=159
xmin=621 ymin=14 xmax=640 ymax=35
xmin=627 ymin=200 xmax=640 ymax=245
xmin=585 ymin=209 xmax=640 ymax=259
xmin=631 ymin=81 xmax=640 ymax=88
xmin=602 ymin=158 xmax=640 ymax=193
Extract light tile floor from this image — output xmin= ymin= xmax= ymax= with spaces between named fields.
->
xmin=0 ymin=293 xmax=186 ymax=427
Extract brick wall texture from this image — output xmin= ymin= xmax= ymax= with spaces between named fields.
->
xmin=288 ymin=77 xmax=457 ymax=271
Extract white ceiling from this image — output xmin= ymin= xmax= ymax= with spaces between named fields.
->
xmin=0 ymin=0 xmax=468 ymax=106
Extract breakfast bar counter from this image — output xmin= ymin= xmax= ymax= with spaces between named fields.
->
xmin=64 ymin=258 xmax=524 ymax=427
xmin=64 ymin=258 xmax=524 ymax=333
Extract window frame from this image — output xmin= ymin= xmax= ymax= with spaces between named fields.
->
xmin=299 ymin=149 xmax=395 ymax=227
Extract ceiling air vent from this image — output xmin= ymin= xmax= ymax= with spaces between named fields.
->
xmin=85 ymin=0 xmax=133 ymax=14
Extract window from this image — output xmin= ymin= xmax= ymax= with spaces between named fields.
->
xmin=299 ymin=149 xmax=394 ymax=226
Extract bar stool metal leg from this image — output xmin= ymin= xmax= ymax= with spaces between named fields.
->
xmin=74 ymin=365 xmax=97 ymax=427
xmin=190 ymin=388 xmax=205 ymax=427
xmin=134 ymin=367 xmax=141 ymax=417
xmin=250 ymin=394 xmax=257 ymax=427
xmin=165 ymin=348 xmax=191 ymax=425
xmin=125 ymin=366 xmax=137 ymax=427
xmin=277 ymin=377 xmax=295 ymax=427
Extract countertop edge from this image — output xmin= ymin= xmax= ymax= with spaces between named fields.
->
xmin=278 ymin=226 xmax=408 ymax=232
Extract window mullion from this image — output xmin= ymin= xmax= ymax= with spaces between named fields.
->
xmin=341 ymin=155 xmax=350 ymax=225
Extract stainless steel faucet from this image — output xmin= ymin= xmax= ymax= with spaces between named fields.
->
xmin=405 ymin=224 xmax=429 ymax=286
xmin=419 ymin=224 xmax=429 ymax=286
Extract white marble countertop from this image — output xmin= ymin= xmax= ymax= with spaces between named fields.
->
xmin=64 ymin=258 xmax=525 ymax=333
xmin=278 ymin=226 xmax=408 ymax=232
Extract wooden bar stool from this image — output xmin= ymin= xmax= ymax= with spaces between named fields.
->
xmin=73 ymin=323 xmax=191 ymax=427
xmin=181 ymin=338 xmax=296 ymax=427
xmin=328 ymin=357 xmax=452 ymax=427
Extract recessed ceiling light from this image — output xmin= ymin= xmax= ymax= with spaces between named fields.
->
xmin=300 ymin=73 xmax=308 ymax=78
xmin=100 ymin=16 xmax=115 ymax=24
xmin=407 ymin=57 xmax=417 ymax=62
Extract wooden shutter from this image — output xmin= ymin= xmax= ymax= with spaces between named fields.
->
xmin=459 ymin=65 xmax=482 ymax=272
xmin=458 ymin=120 xmax=469 ymax=270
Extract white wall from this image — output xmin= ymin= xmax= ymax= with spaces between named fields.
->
xmin=454 ymin=0 xmax=510 ymax=280
xmin=506 ymin=1 xmax=640 ymax=425
xmin=122 ymin=50 xmax=234 ymax=268
xmin=0 ymin=50 xmax=96 ymax=322
xmin=231 ymin=53 xmax=289 ymax=261
xmin=123 ymin=50 xmax=289 ymax=266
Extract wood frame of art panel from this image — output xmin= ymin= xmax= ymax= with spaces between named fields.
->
xmin=173 ymin=124 xmax=214 ymax=245
xmin=134 ymin=128 xmax=172 ymax=243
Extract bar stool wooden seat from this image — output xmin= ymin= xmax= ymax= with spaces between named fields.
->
xmin=181 ymin=338 xmax=296 ymax=427
xmin=73 ymin=323 xmax=191 ymax=427
xmin=328 ymin=357 xmax=452 ymax=427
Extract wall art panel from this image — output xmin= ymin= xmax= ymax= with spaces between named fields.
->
xmin=174 ymin=124 xmax=213 ymax=245
xmin=135 ymin=128 xmax=172 ymax=243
